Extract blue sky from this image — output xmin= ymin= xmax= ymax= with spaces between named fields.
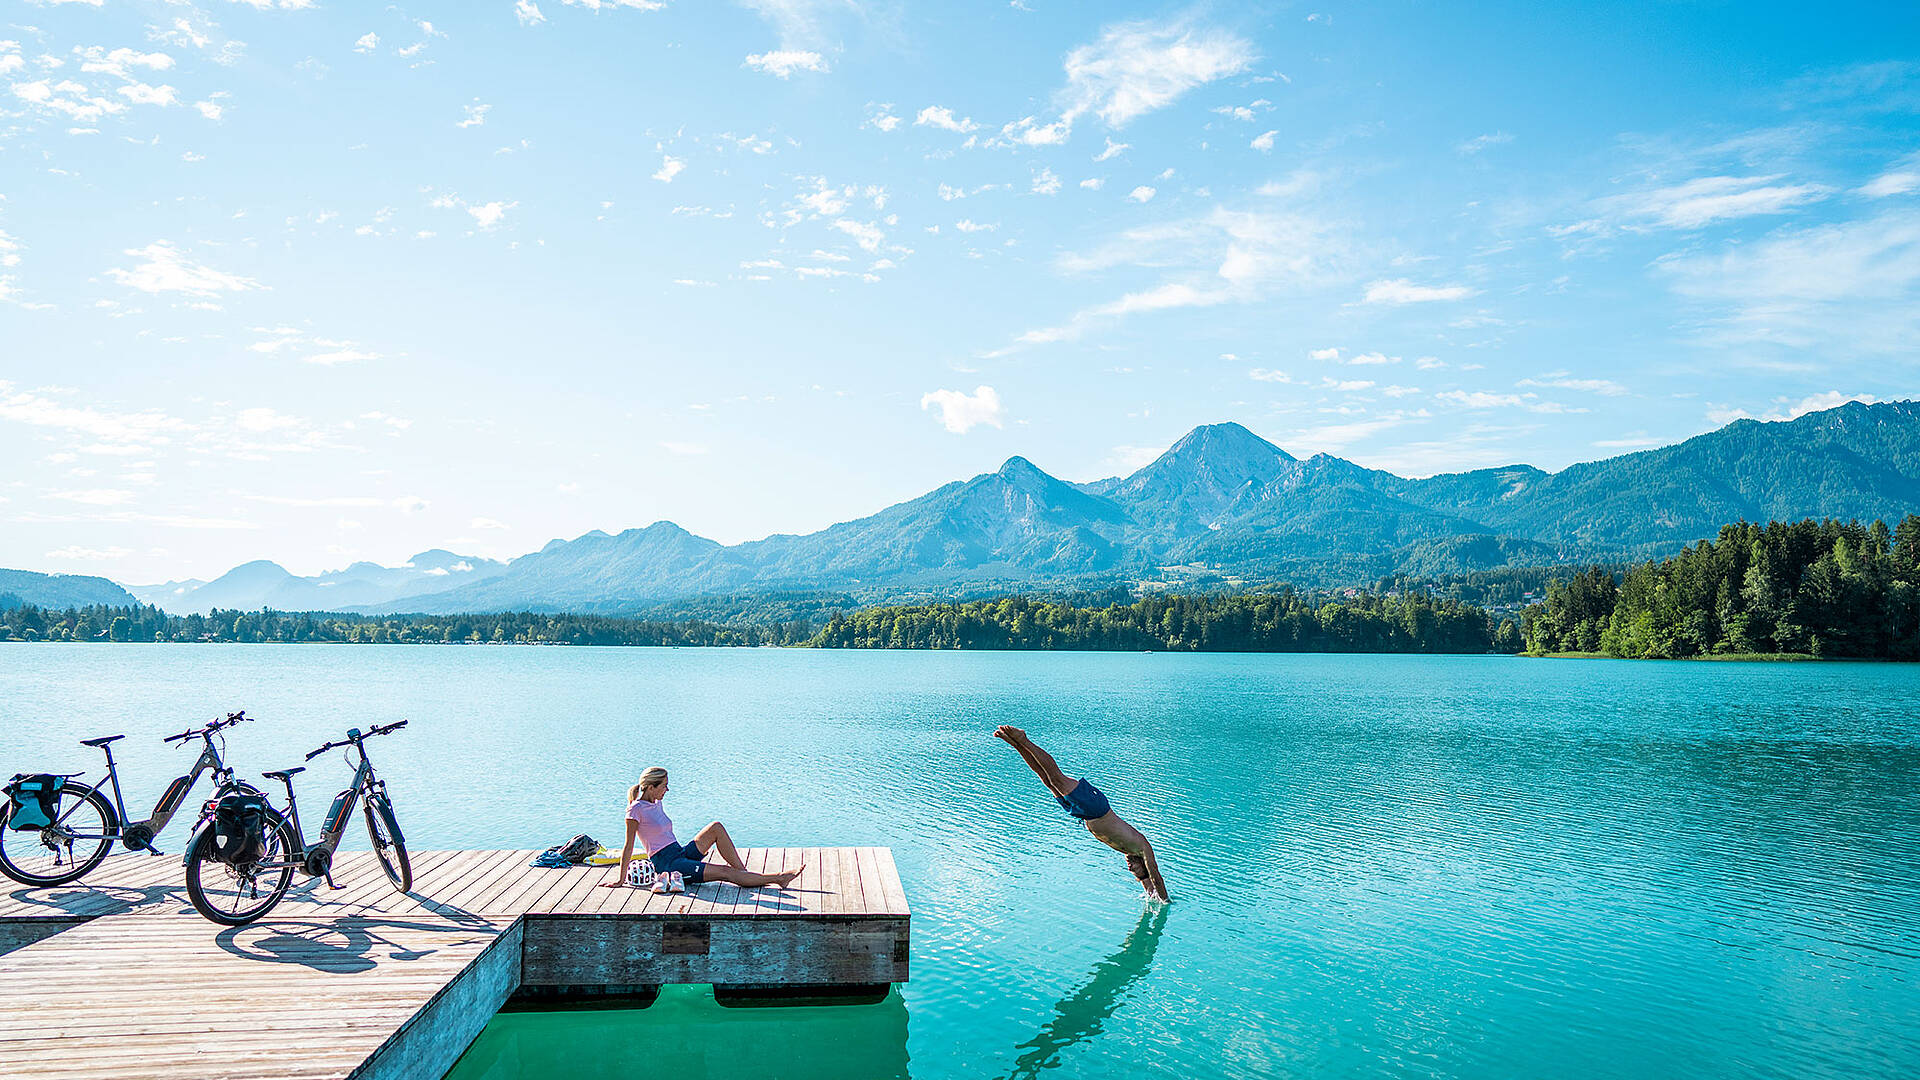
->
xmin=3 ymin=0 xmax=1917 ymax=582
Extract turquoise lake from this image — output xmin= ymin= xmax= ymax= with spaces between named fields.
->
xmin=3 ymin=645 xmax=1917 ymax=1078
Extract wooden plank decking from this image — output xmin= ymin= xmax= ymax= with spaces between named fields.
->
xmin=0 ymin=847 xmax=909 ymax=1080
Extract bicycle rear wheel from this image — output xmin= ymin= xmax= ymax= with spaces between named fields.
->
xmin=0 ymin=781 xmax=115 ymax=886
xmin=185 ymin=816 xmax=297 ymax=925
xmin=365 ymin=793 xmax=411 ymax=893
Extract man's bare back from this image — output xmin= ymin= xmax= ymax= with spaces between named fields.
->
xmin=993 ymin=725 xmax=1169 ymax=901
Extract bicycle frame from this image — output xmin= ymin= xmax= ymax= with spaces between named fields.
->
xmin=266 ymin=745 xmax=381 ymax=875
xmin=52 ymin=735 xmax=229 ymax=848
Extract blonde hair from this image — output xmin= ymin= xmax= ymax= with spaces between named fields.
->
xmin=627 ymin=767 xmax=669 ymax=804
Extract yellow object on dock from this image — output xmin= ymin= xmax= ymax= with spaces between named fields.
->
xmin=0 ymin=847 xmax=910 ymax=1080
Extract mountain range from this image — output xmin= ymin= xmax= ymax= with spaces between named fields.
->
xmin=20 ymin=399 xmax=1917 ymax=617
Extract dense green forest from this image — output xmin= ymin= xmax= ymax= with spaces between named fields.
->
xmin=1524 ymin=516 xmax=1920 ymax=659
xmin=808 ymin=591 xmax=1519 ymax=653
xmin=0 ymin=604 xmax=810 ymax=647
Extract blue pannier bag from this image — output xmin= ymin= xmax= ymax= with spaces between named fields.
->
xmin=7 ymin=774 xmax=66 ymax=832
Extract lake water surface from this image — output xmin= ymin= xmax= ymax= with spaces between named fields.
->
xmin=3 ymin=646 xmax=1916 ymax=1079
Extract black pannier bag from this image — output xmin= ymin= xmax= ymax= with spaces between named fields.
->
xmin=6 ymin=774 xmax=66 ymax=832
xmin=210 ymin=791 xmax=272 ymax=865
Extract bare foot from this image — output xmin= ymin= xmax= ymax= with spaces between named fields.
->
xmin=993 ymin=725 xmax=1025 ymax=743
xmin=773 ymin=865 xmax=803 ymax=888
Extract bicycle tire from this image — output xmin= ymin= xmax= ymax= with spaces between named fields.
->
xmin=184 ymin=815 xmax=297 ymax=926
xmin=0 ymin=781 xmax=116 ymax=886
xmin=365 ymin=793 xmax=411 ymax=893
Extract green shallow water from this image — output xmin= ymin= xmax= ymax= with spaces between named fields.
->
xmin=4 ymin=646 xmax=1917 ymax=1078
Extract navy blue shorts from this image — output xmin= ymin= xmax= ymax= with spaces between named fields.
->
xmin=648 ymin=840 xmax=707 ymax=883
xmin=1056 ymin=779 xmax=1112 ymax=821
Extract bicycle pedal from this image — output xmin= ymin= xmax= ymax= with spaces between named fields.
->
xmin=144 ymin=847 xmax=166 ymax=856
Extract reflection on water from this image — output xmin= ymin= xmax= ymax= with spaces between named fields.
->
xmin=447 ymin=985 xmax=909 ymax=1080
xmin=1004 ymin=904 xmax=1166 ymax=1080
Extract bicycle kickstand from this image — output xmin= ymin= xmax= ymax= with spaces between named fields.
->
xmin=325 ymin=869 xmax=344 ymax=890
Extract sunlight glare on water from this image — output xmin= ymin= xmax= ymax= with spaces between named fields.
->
xmin=3 ymin=646 xmax=1917 ymax=1079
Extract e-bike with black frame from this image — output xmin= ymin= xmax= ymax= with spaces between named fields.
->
xmin=0 ymin=712 xmax=257 ymax=887
xmin=183 ymin=720 xmax=412 ymax=925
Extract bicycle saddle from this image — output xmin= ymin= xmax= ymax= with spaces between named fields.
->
xmin=262 ymin=767 xmax=305 ymax=781
xmin=81 ymin=735 xmax=126 ymax=747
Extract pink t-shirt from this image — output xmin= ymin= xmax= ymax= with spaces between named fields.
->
xmin=627 ymin=798 xmax=676 ymax=854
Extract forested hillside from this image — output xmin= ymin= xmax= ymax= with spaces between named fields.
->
xmin=1524 ymin=516 xmax=1920 ymax=658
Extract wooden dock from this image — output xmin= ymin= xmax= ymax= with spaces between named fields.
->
xmin=0 ymin=847 xmax=909 ymax=1080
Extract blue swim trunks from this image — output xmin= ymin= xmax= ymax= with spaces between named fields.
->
xmin=648 ymin=839 xmax=708 ymax=883
xmin=1056 ymin=779 xmax=1112 ymax=821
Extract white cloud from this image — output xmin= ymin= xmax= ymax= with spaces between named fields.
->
xmin=953 ymin=219 xmax=995 ymax=233
xmin=194 ymin=99 xmax=224 ymax=120
xmin=1094 ymin=138 xmax=1129 ymax=162
xmin=1705 ymin=392 xmax=1880 ymax=426
xmin=999 ymin=115 xmax=1070 ymax=147
xmin=466 ymin=200 xmax=518 ymax=229
xmin=1001 ymin=206 xmax=1350 ymax=351
xmin=1080 ymin=178 xmax=1104 ymax=190
xmin=1656 ymin=207 xmax=1920 ymax=353
xmin=50 ymin=488 xmax=135 ymax=506
xmin=920 ymin=385 xmax=1004 ymax=434
xmin=0 ymin=381 xmax=193 ymax=446
xmin=1456 ymin=132 xmax=1513 ymax=155
xmin=864 ymin=104 xmax=900 ymax=131
xmin=1610 ymin=174 xmax=1832 ymax=230
xmin=117 ymin=82 xmax=179 ymax=106
xmin=1250 ymin=130 xmax=1276 ymax=152
xmin=834 ymin=218 xmax=884 ymax=251
xmin=1517 ymin=373 xmax=1628 ymax=396
xmin=515 ymin=0 xmax=547 ymax=25
xmin=45 ymin=545 xmax=132 ymax=561
xmin=556 ymin=0 xmax=664 ymax=9
xmin=304 ymin=348 xmax=378 ymax=366
xmin=1345 ymin=352 xmax=1400 ymax=365
xmin=1032 ymin=167 xmax=1061 ymax=195
xmin=457 ymin=102 xmax=490 ymax=128
xmin=745 ymin=50 xmax=827 ymax=78
xmin=914 ymin=105 xmax=977 ymax=133
xmin=1308 ymin=347 xmax=1339 ymax=361
xmin=1862 ymin=171 xmax=1919 ymax=198
xmin=74 ymin=46 xmax=174 ymax=81
xmin=12 ymin=78 xmax=129 ymax=123
xmin=1059 ymin=17 xmax=1256 ymax=128
xmin=1362 ymin=278 xmax=1474 ymax=304
xmin=472 ymin=516 xmax=510 ymax=529
xmin=107 ymin=241 xmax=261 ymax=297
xmin=1437 ymin=390 xmax=1584 ymax=414
xmin=1127 ymin=185 xmax=1156 ymax=203
xmin=652 ymin=155 xmax=685 ymax=182
xmin=1248 ymin=368 xmax=1291 ymax=383
xmin=353 ymin=32 xmax=379 ymax=54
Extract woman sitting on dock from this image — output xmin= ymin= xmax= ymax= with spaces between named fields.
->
xmin=602 ymin=766 xmax=804 ymax=891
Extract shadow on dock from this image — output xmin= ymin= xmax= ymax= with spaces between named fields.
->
xmin=215 ymin=915 xmax=506 ymax=973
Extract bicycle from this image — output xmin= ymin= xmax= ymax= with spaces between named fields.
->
xmin=0 ymin=712 xmax=257 ymax=887
xmin=183 ymin=720 xmax=412 ymax=925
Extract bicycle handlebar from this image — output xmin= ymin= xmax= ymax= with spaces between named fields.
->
xmin=304 ymin=719 xmax=408 ymax=760
xmin=162 ymin=710 xmax=253 ymax=744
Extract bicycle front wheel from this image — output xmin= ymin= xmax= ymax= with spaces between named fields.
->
xmin=0 ymin=781 xmax=115 ymax=886
xmin=365 ymin=793 xmax=410 ymax=893
xmin=185 ymin=816 xmax=297 ymax=926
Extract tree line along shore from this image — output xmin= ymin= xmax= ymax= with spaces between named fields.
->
xmin=4 ymin=515 xmax=1917 ymax=660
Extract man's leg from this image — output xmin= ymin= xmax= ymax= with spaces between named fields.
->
xmin=994 ymin=725 xmax=1078 ymax=799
